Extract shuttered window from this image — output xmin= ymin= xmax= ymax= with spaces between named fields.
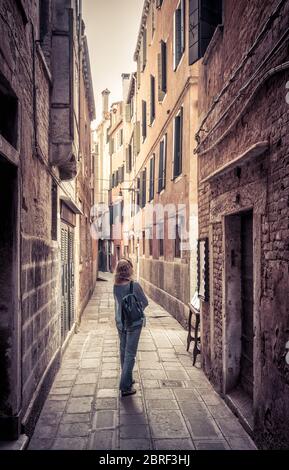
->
xmin=136 ymin=177 xmax=140 ymax=210
xmin=189 ymin=0 xmax=223 ymax=65
xmin=149 ymin=155 xmax=155 ymax=202
xmin=150 ymin=75 xmax=156 ymax=124
xmin=173 ymin=108 xmax=183 ymax=179
xmin=174 ymin=0 xmax=185 ymax=70
xmin=142 ymin=100 xmax=147 ymax=141
xmin=126 ymin=143 xmax=133 ymax=173
xmin=140 ymin=168 xmax=147 ymax=208
xmin=158 ymin=134 xmax=167 ymax=192
xmin=158 ymin=41 xmax=167 ymax=102
xmin=142 ymin=29 xmax=147 ymax=71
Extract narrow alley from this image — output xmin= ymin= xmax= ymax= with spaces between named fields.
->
xmin=28 ymin=274 xmax=256 ymax=451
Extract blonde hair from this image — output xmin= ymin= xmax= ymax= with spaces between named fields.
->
xmin=114 ymin=258 xmax=133 ymax=285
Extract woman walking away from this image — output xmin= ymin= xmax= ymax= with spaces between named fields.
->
xmin=113 ymin=258 xmax=148 ymax=397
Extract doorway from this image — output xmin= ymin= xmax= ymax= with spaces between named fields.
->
xmin=0 ymin=156 xmax=20 ymax=438
xmin=61 ymin=224 xmax=75 ymax=342
xmin=224 ymin=210 xmax=254 ymax=417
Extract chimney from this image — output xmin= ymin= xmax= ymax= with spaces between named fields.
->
xmin=121 ymin=73 xmax=130 ymax=102
xmin=101 ymin=89 xmax=110 ymax=119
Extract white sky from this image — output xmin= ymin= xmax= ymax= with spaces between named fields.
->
xmin=82 ymin=0 xmax=144 ymax=127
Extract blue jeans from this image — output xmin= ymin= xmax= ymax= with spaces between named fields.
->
xmin=117 ymin=326 xmax=142 ymax=391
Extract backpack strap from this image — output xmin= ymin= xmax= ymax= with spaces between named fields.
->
xmin=130 ymin=280 xmax=134 ymax=294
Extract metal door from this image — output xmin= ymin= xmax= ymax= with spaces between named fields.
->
xmin=240 ymin=211 xmax=254 ymax=398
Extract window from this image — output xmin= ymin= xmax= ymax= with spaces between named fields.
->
xmin=149 ymin=155 xmax=155 ymax=202
xmin=157 ymin=221 xmax=164 ymax=257
xmin=109 ymin=137 xmax=115 ymax=155
xmin=175 ymin=221 xmax=181 ymax=258
xmin=39 ymin=0 xmax=50 ymax=43
xmin=156 ymin=0 xmax=163 ymax=8
xmin=126 ymin=143 xmax=133 ymax=173
xmin=189 ymin=0 xmax=223 ymax=65
xmin=0 ymin=74 xmax=18 ymax=148
xmin=158 ymin=41 xmax=167 ymax=101
xmin=158 ymin=134 xmax=167 ymax=192
xmin=142 ymin=230 xmax=146 ymax=255
xmin=140 ymin=168 xmax=147 ymax=208
xmin=119 ymin=129 xmax=123 ymax=147
xmin=149 ymin=227 xmax=153 ymax=256
xmin=151 ymin=3 xmax=155 ymax=38
xmin=150 ymin=75 xmax=156 ymax=125
xmin=142 ymin=100 xmax=147 ymax=141
xmin=174 ymin=0 xmax=185 ymax=70
xmin=142 ymin=29 xmax=147 ymax=71
xmin=136 ymin=177 xmax=140 ymax=211
xmin=173 ymin=108 xmax=183 ymax=179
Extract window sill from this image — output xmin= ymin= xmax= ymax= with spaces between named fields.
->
xmin=157 ymin=188 xmax=165 ymax=196
xmin=174 ymin=51 xmax=185 ymax=73
xmin=171 ymin=174 xmax=183 ymax=184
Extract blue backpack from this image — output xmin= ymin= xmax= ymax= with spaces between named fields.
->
xmin=121 ymin=281 xmax=144 ymax=329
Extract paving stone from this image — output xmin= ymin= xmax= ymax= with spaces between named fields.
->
xmin=33 ymin=424 xmax=58 ymax=439
xmin=37 ymin=411 xmax=63 ymax=427
xmin=52 ymin=437 xmax=87 ymax=450
xmin=42 ymin=400 xmax=67 ymax=413
xmin=48 ymin=395 xmax=70 ymax=401
xmin=96 ymin=388 xmax=119 ymax=398
xmin=166 ymin=369 xmax=189 ymax=380
xmin=120 ymin=414 xmax=148 ymax=426
xmin=184 ymin=415 xmax=222 ymax=439
xmin=100 ymin=370 xmax=119 ymax=378
xmin=75 ymin=373 xmax=98 ymax=385
xmin=28 ymin=438 xmax=54 ymax=450
xmin=92 ymin=410 xmax=117 ymax=429
xmin=120 ymin=397 xmax=144 ymax=415
xmin=120 ymin=425 xmax=150 ymax=439
xmin=98 ymin=378 xmax=119 ymax=389
xmin=146 ymin=399 xmax=179 ymax=410
xmin=120 ymin=439 xmax=152 ymax=450
xmin=198 ymin=390 xmax=225 ymax=406
xmin=154 ymin=439 xmax=195 ymax=450
xmin=139 ymin=352 xmax=159 ymax=361
xmin=227 ymin=436 xmax=257 ymax=450
xmin=138 ymin=361 xmax=163 ymax=370
xmin=94 ymin=398 xmax=118 ymax=410
xmin=57 ymin=422 xmax=91 ymax=437
xmin=50 ymin=387 xmax=71 ymax=395
xmin=142 ymin=380 xmax=160 ymax=388
xmin=173 ymin=389 xmax=201 ymax=402
xmin=71 ymin=384 xmax=96 ymax=396
xmin=66 ymin=397 xmax=93 ymax=414
xmin=148 ymin=410 xmax=190 ymax=439
xmin=144 ymin=389 xmax=174 ymax=400
xmin=61 ymin=413 xmax=90 ymax=424
xmin=88 ymin=430 xmax=116 ymax=450
xmin=102 ymin=363 xmax=119 ymax=370
xmin=207 ymin=405 xmax=235 ymax=419
xmin=194 ymin=440 xmax=230 ymax=450
xmin=53 ymin=380 xmax=75 ymax=388
xmin=141 ymin=369 xmax=167 ymax=380
xmin=215 ymin=418 xmax=250 ymax=437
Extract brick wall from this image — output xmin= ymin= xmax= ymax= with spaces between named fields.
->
xmin=197 ymin=0 xmax=289 ymax=448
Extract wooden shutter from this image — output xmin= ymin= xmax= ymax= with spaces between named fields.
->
xmin=150 ymin=76 xmax=155 ymax=124
xmin=158 ymin=53 xmax=165 ymax=102
xmin=137 ymin=55 xmax=141 ymax=89
xmin=125 ymin=146 xmax=130 ymax=173
xmin=125 ymin=104 xmax=131 ymax=122
xmin=173 ymin=109 xmax=183 ymax=178
xmin=149 ymin=155 xmax=155 ymax=201
xmin=141 ymin=168 xmax=147 ymax=208
xmin=181 ymin=0 xmax=186 ymax=54
xmin=175 ymin=7 xmax=182 ymax=69
xmin=143 ymin=29 xmax=147 ymax=70
xmin=161 ymin=41 xmax=167 ymax=93
xmin=142 ymin=101 xmax=147 ymax=140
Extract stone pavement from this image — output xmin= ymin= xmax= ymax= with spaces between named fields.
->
xmin=28 ymin=273 xmax=257 ymax=450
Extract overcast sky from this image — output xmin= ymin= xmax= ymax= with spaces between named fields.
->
xmin=82 ymin=0 xmax=144 ymax=127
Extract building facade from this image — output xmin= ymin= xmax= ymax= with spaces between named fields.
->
xmin=0 ymin=0 xmax=95 ymax=440
xmin=127 ymin=0 xmax=199 ymax=327
xmin=196 ymin=0 xmax=289 ymax=449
